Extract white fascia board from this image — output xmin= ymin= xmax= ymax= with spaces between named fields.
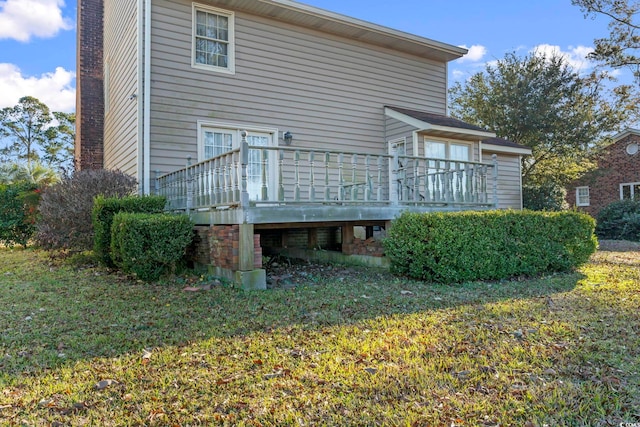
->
xmin=482 ymin=143 xmax=532 ymax=156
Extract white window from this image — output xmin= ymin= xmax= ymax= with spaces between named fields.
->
xmin=197 ymin=122 xmax=277 ymax=201
xmin=620 ymin=182 xmax=640 ymax=200
xmin=192 ymin=4 xmax=235 ymax=74
xmin=424 ymin=138 xmax=471 ymax=162
xmin=576 ymin=186 xmax=590 ymax=206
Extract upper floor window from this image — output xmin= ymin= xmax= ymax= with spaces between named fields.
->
xmin=576 ymin=186 xmax=590 ymax=206
xmin=192 ymin=4 xmax=235 ymax=74
xmin=620 ymin=182 xmax=640 ymax=200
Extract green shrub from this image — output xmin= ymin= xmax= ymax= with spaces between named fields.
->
xmin=110 ymin=213 xmax=194 ymax=282
xmin=383 ymin=210 xmax=597 ymax=283
xmin=596 ymin=199 xmax=640 ymax=242
xmin=92 ymin=195 xmax=167 ymax=266
xmin=0 ymin=183 xmax=39 ymax=248
xmin=36 ymin=169 xmax=137 ymax=252
xmin=523 ymin=182 xmax=568 ymax=211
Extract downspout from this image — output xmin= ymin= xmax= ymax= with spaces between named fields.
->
xmin=143 ymin=0 xmax=151 ymax=194
xmin=136 ymin=0 xmax=144 ymax=192
xmin=137 ymin=0 xmax=151 ymax=194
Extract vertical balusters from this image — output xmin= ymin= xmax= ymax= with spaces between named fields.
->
xmin=261 ymin=148 xmax=268 ymax=201
xmin=480 ymin=164 xmax=488 ymax=204
xmin=444 ymin=161 xmax=452 ymax=202
xmin=455 ymin=162 xmax=463 ymax=202
xmin=401 ymin=157 xmax=409 ymax=202
xmin=278 ymin=150 xmax=285 ymax=201
xmin=412 ymin=161 xmax=419 ymax=202
xmin=325 ymin=152 xmax=331 ymax=201
xmin=309 ymin=151 xmax=316 ymax=202
xmin=433 ymin=159 xmax=441 ymax=202
xmin=422 ymin=158 xmax=430 ymax=202
xmin=376 ymin=155 xmax=383 ymax=201
xmin=365 ymin=155 xmax=371 ymax=201
xmin=350 ymin=154 xmax=358 ymax=201
xmin=240 ymin=132 xmax=249 ymax=208
xmin=492 ymin=154 xmax=499 ymax=207
xmin=464 ymin=163 xmax=474 ymax=202
xmin=294 ymin=150 xmax=300 ymax=202
xmin=213 ymin=157 xmax=221 ymax=205
xmin=338 ymin=153 xmax=345 ymax=201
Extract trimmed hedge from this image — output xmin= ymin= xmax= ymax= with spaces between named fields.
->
xmin=110 ymin=212 xmax=194 ymax=282
xmin=596 ymin=199 xmax=640 ymax=242
xmin=383 ymin=210 xmax=597 ymax=283
xmin=0 ymin=183 xmax=39 ymax=248
xmin=92 ymin=195 xmax=167 ymax=266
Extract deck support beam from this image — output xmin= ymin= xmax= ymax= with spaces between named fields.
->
xmin=236 ymin=223 xmax=266 ymax=290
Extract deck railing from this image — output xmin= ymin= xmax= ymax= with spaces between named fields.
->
xmin=157 ymin=134 xmax=498 ymax=212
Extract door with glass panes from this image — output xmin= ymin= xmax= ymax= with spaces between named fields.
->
xmin=201 ymin=128 xmax=277 ymax=201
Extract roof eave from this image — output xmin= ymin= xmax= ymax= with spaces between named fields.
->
xmin=384 ymin=107 xmax=495 ymax=140
xmin=214 ymin=0 xmax=467 ymax=61
xmin=612 ymin=128 xmax=640 ymax=143
xmin=482 ymin=143 xmax=532 ymax=155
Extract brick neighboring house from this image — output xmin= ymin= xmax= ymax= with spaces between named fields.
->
xmin=566 ymin=129 xmax=640 ymax=218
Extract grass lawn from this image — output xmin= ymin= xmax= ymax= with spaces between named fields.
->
xmin=0 ymin=246 xmax=639 ymax=426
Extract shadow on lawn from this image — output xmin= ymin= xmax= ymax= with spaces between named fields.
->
xmin=0 ymin=248 xmax=586 ymax=380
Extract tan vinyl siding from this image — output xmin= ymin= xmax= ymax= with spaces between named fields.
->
xmin=483 ymin=152 xmax=523 ymax=209
xmin=103 ymin=0 xmax=139 ymax=177
xmin=385 ymin=116 xmax=416 ymax=156
xmin=149 ymin=0 xmax=448 ymax=175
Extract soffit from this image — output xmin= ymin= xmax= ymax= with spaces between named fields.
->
xmin=200 ymin=0 xmax=467 ymax=62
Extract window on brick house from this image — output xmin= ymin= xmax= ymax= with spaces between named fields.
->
xmin=192 ymin=4 xmax=235 ymax=74
xmin=576 ymin=186 xmax=590 ymax=206
xmin=620 ymin=182 xmax=640 ymax=200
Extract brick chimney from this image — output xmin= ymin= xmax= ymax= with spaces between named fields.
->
xmin=75 ymin=0 xmax=104 ymax=170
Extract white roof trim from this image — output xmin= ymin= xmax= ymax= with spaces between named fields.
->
xmin=384 ymin=107 xmax=496 ymax=139
xmin=612 ymin=128 xmax=640 ymax=143
xmin=482 ymin=143 xmax=532 ymax=155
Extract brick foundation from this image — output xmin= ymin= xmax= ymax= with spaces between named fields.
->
xmin=342 ymin=237 xmax=385 ymax=257
xmin=191 ymin=225 xmax=262 ymax=270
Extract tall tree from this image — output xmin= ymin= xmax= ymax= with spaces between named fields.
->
xmin=0 ymin=96 xmax=75 ymax=178
xmin=449 ymin=51 xmax=636 ymax=193
xmin=573 ymin=0 xmax=640 ymax=82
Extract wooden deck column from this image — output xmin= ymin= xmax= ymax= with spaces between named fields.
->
xmin=236 ymin=223 xmax=266 ymax=290
xmin=341 ymin=223 xmax=354 ymax=255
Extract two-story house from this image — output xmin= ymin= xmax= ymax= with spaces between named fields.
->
xmin=76 ymin=0 xmax=531 ymax=289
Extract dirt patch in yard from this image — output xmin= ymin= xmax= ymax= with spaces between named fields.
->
xmin=598 ymin=239 xmax=640 ymax=252
xmin=593 ymin=240 xmax=640 ymax=266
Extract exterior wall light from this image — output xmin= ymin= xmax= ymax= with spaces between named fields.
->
xmin=283 ymin=131 xmax=293 ymax=145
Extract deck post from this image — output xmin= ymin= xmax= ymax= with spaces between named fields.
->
xmin=235 ymin=223 xmax=266 ymax=290
xmin=492 ymin=154 xmax=499 ymax=207
xmin=240 ymin=131 xmax=250 ymax=208
xmin=391 ymin=148 xmax=399 ymax=206
xmin=153 ymin=170 xmax=160 ymax=195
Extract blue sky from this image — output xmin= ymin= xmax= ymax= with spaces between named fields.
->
xmin=0 ymin=0 xmax=619 ymax=113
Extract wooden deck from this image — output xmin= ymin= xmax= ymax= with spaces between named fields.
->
xmin=156 ymin=134 xmax=499 ymax=226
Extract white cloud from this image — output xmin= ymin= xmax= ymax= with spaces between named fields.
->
xmin=457 ymin=45 xmax=487 ymax=63
xmin=0 ymin=63 xmax=75 ymax=112
xmin=531 ymin=44 xmax=595 ymax=73
xmin=0 ymin=0 xmax=72 ymax=42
